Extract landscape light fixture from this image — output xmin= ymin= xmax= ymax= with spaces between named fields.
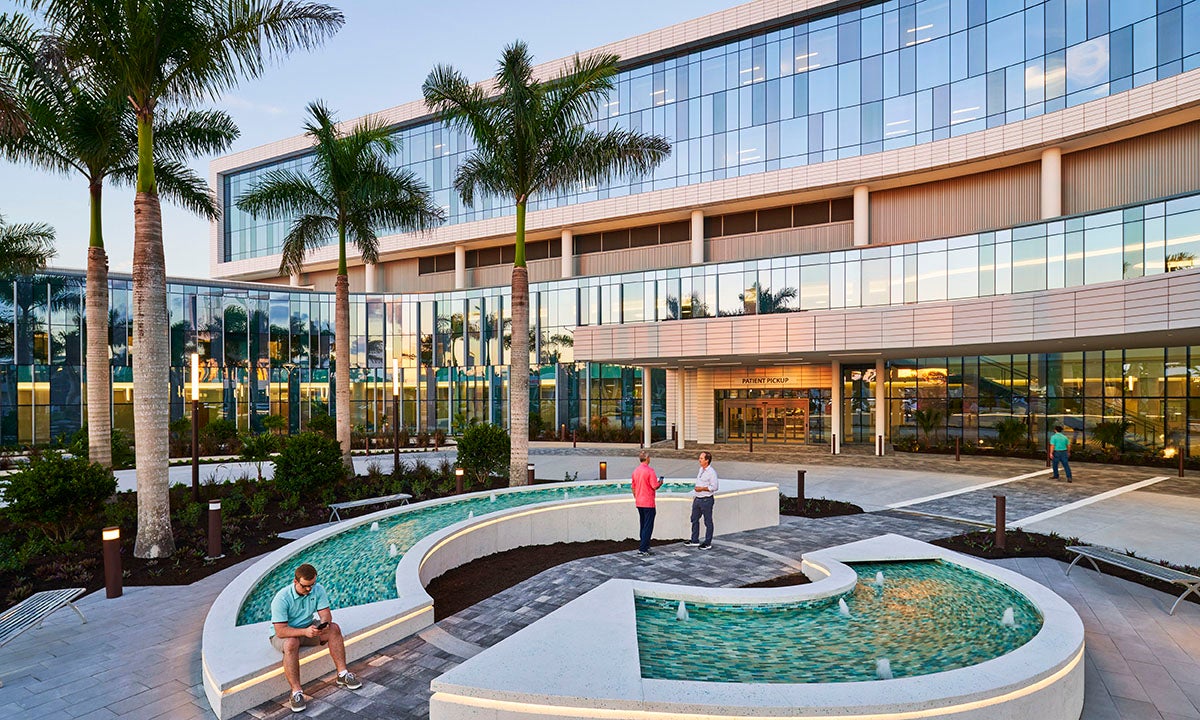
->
xmin=102 ymin=527 xmax=122 ymax=598
xmin=599 ymin=461 xmax=607 ymax=480
xmin=190 ymin=353 xmax=201 ymax=502
xmin=455 ymin=466 xmax=464 ymax=494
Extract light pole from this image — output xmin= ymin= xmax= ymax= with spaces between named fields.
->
xmin=191 ymin=352 xmax=200 ymax=502
xmin=282 ymin=362 xmax=298 ymax=435
xmin=392 ymin=358 xmax=400 ymax=476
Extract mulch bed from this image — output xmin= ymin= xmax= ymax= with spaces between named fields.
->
xmin=779 ymin=496 xmax=864 ymax=518
xmin=426 ymin=539 xmax=674 ymax=620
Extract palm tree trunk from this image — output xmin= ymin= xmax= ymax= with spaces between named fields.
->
xmin=334 ymin=273 xmax=352 ymax=471
xmin=131 ymin=191 xmax=174 ymax=557
xmin=86 ymin=244 xmax=112 ymax=468
xmin=131 ymin=113 xmax=173 ymax=559
xmin=508 ymin=265 xmax=529 ymax=484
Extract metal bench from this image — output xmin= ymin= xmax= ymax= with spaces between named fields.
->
xmin=1066 ymin=545 xmax=1200 ymax=615
xmin=328 ymin=492 xmax=412 ymax=522
xmin=0 ymin=588 xmax=88 ymax=650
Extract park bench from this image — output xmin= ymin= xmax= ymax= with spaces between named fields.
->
xmin=1066 ymin=545 xmax=1200 ymax=615
xmin=328 ymin=492 xmax=411 ymax=523
xmin=0 ymin=588 xmax=88 ymax=685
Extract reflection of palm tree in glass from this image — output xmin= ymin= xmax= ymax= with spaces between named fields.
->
xmin=736 ymin=283 xmax=797 ymax=315
xmin=1167 ymin=252 xmax=1196 ymax=272
xmin=665 ymin=292 xmax=710 ymax=320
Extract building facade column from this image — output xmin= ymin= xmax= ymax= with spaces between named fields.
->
xmin=690 ymin=209 xmax=704 ymax=265
xmin=642 ymin=367 xmax=652 ymax=447
xmin=830 ymin=360 xmax=842 ymax=454
xmin=561 ymin=229 xmax=574 ymax=278
xmin=853 ymin=185 xmax=870 ymax=246
xmin=289 ymin=272 xmax=301 ymax=287
xmin=1040 ymin=147 xmax=1062 ymax=219
xmin=364 ymin=263 xmax=377 ymax=293
xmin=454 ymin=244 xmax=467 ymax=290
xmin=875 ymin=358 xmax=886 ymax=455
xmin=676 ymin=369 xmax=687 ymax=450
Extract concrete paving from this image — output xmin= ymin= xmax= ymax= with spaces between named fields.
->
xmin=3 ymin=449 xmax=1200 ymax=719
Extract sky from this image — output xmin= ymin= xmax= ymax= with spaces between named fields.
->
xmin=0 ymin=0 xmax=742 ymax=279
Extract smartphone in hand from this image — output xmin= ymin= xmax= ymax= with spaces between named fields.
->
xmin=316 ymin=621 xmax=330 ymax=630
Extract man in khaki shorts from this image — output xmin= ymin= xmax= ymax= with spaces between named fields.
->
xmin=270 ymin=563 xmax=361 ymax=712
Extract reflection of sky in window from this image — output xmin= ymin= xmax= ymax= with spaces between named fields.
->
xmin=222 ymin=0 xmax=1200 ymax=263
xmin=1066 ymin=36 xmax=1109 ymax=94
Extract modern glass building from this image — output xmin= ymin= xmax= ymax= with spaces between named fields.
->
xmin=6 ymin=0 xmax=1200 ymax=454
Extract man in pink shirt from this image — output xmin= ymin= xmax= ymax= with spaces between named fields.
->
xmin=631 ymin=450 xmax=663 ymax=556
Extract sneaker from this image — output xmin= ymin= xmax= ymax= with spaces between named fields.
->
xmin=290 ymin=691 xmax=306 ymax=713
xmin=684 ymin=540 xmax=699 ymax=547
xmin=1066 ymin=478 xmax=1073 ymax=483
xmin=336 ymin=671 xmax=362 ymax=690
xmin=698 ymin=543 xmax=712 ymax=550
xmin=636 ymin=550 xmax=650 ymax=556
xmin=1050 ymin=475 xmax=1060 ymax=479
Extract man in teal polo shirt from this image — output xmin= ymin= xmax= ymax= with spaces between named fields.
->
xmin=270 ymin=563 xmax=361 ymax=713
xmin=1049 ymin=425 xmax=1073 ymax=483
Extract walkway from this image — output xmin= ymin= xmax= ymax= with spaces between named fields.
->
xmin=1 ymin=454 xmax=1199 ymax=719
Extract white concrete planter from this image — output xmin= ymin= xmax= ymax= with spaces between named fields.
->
xmin=201 ymin=479 xmax=780 ymax=719
xmin=430 ymin=534 xmax=1085 ymax=720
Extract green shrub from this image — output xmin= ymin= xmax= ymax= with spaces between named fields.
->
xmin=456 ymin=423 xmax=510 ymax=486
xmin=61 ymin=426 xmax=136 ymax=469
xmin=239 ymin=432 xmax=279 ymax=481
xmin=0 ymin=451 xmax=117 ymax=541
xmin=993 ymin=418 xmax=1028 ymax=448
xmin=261 ymin=414 xmax=287 ymax=435
xmin=200 ymin=418 xmax=240 ymax=455
xmin=273 ymin=432 xmax=345 ymax=499
xmin=307 ymin=412 xmax=336 ymax=439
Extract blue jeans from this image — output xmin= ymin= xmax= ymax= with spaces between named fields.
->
xmin=637 ymin=507 xmax=656 ymax=552
xmin=1052 ymin=450 xmax=1072 ymax=480
xmin=690 ymin=496 xmax=714 ymax=545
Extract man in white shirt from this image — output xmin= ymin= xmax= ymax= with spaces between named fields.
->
xmin=684 ymin=451 xmax=718 ymax=549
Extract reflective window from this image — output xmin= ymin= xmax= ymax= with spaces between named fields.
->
xmin=222 ymin=0 xmax=1200 ymax=262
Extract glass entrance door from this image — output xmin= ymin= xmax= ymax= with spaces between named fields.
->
xmin=725 ymin=399 xmax=808 ymax=444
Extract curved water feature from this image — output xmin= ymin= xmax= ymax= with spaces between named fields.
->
xmin=430 ymin=534 xmax=1085 ymax=720
xmin=202 ymin=478 xmax=781 ymax=719
xmin=635 ymin=560 xmax=1042 ymax=684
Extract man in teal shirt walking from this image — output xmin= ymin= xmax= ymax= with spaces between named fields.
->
xmin=1049 ymin=425 xmax=1073 ymax=483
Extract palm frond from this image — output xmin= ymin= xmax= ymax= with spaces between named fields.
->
xmin=152 ymin=108 xmax=239 ymax=160
xmin=278 ymin=213 xmax=336 ymax=276
xmin=153 ymin=159 xmax=219 ymax=219
xmin=544 ymin=51 xmax=620 ymax=131
xmin=0 ymin=213 xmax=55 ymax=277
xmin=540 ymin=127 xmax=670 ymax=196
xmin=235 ymin=167 xmax=329 ymax=220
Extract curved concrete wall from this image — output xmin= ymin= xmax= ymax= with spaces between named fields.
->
xmin=201 ymin=480 xmax=779 ymax=719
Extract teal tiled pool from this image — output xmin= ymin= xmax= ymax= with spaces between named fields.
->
xmin=237 ymin=482 xmax=694 ymax=626
xmin=635 ymin=560 xmax=1042 ymax=683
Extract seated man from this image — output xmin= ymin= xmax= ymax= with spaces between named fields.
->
xmin=270 ymin=563 xmax=361 ymax=713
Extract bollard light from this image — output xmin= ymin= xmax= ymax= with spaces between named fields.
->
xmin=527 ymin=462 xmax=535 ymax=485
xmin=455 ymin=466 xmax=464 ymax=494
xmin=102 ymin=526 xmax=122 ymax=599
xmin=599 ymin=461 xmax=607 ymax=480
xmin=191 ymin=352 xmax=201 ymax=502
xmin=994 ymin=495 xmax=1007 ymax=550
xmin=207 ymin=500 xmax=223 ymax=559
xmin=797 ymin=469 xmax=806 ymax=503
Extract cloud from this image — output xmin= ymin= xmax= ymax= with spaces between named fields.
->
xmin=219 ymin=95 xmax=287 ymax=116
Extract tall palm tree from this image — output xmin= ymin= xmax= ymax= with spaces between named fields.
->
xmin=0 ymin=211 xmax=54 ymax=277
xmin=423 ymin=41 xmax=670 ymax=484
xmin=0 ymin=14 xmax=237 ymax=468
xmin=236 ymin=101 xmax=443 ymax=469
xmin=33 ymin=0 xmax=343 ymax=558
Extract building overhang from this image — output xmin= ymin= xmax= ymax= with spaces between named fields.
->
xmin=573 ymin=270 xmax=1200 ymax=367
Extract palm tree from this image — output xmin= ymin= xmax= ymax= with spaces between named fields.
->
xmin=236 ymin=101 xmax=443 ymax=469
xmin=34 ymin=0 xmax=343 ymax=558
xmin=423 ymin=41 xmax=670 ymax=484
xmin=0 ymin=15 xmax=237 ymax=468
xmin=0 ymin=211 xmax=54 ymax=277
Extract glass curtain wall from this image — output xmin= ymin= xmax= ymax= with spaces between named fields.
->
xmin=887 ymin=348 xmax=1200 ymax=455
xmin=223 ymin=0 xmax=1200 ymax=262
